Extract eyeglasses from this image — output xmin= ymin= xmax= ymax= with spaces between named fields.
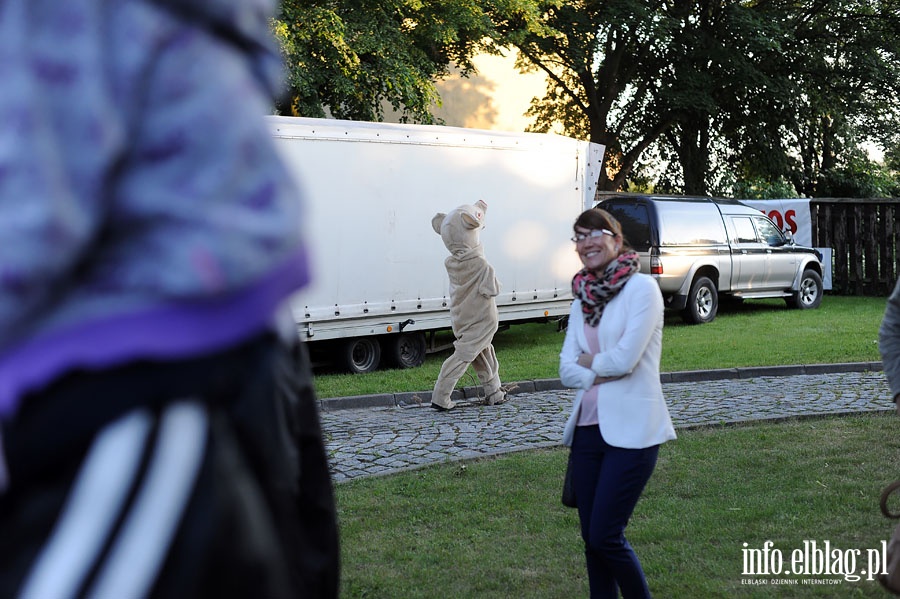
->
xmin=571 ymin=229 xmax=615 ymax=243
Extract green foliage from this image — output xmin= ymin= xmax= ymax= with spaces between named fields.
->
xmin=817 ymin=155 xmax=900 ymax=198
xmin=717 ymin=0 xmax=900 ymax=198
xmin=494 ymin=0 xmax=900 ymax=196
xmin=723 ymin=176 xmax=801 ymax=200
xmin=274 ymin=1 xmax=498 ymax=122
xmin=512 ymin=0 xmax=691 ymax=189
xmin=273 ymin=0 xmax=900 ymax=193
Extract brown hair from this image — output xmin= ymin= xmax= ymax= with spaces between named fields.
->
xmin=573 ymin=208 xmax=631 ymax=251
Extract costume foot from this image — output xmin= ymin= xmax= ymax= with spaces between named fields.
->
xmin=431 ymin=401 xmax=456 ymax=412
xmin=485 ymin=389 xmax=509 ymax=406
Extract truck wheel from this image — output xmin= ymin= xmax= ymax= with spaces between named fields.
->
xmin=383 ymin=333 xmax=427 ymax=369
xmin=789 ymin=269 xmax=823 ymax=310
xmin=682 ymin=276 xmax=718 ymax=324
xmin=338 ymin=337 xmax=381 ymax=373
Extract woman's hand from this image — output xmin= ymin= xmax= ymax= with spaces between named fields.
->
xmin=578 ymin=352 xmax=624 ymax=386
xmin=577 ymin=352 xmax=594 ymax=369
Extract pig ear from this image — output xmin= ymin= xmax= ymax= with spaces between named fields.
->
xmin=431 ymin=213 xmax=446 ymax=234
xmin=461 ymin=212 xmax=481 ymax=229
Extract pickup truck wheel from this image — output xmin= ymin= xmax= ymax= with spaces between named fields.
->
xmin=789 ymin=270 xmax=823 ymax=310
xmin=682 ymin=276 xmax=718 ymax=324
xmin=383 ymin=333 xmax=427 ymax=369
xmin=338 ymin=337 xmax=381 ymax=373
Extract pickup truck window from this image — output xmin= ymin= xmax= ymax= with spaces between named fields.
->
xmin=604 ymin=203 xmax=652 ymax=251
xmin=657 ymin=202 xmax=727 ymax=246
xmin=753 ymin=216 xmax=786 ymax=246
xmin=732 ymin=217 xmax=758 ymax=243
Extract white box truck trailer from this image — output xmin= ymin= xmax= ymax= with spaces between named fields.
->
xmin=269 ymin=116 xmax=605 ymax=373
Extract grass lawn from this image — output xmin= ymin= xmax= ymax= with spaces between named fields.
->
xmin=313 ymin=295 xmax=887 ymax=399
xmin=335 ymin=412 xmax=900 ymax=598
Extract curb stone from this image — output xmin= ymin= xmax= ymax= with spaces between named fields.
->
xmin=317 ymin=361 xmax=885 ymax=411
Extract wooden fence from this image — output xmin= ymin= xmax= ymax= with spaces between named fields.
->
xmin=811 ymin=198 xmax=900 ymax=296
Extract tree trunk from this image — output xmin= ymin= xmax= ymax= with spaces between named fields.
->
xmin=679 ymin=117 xmax=710 ymax=195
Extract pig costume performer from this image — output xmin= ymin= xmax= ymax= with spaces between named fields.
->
xmin=430 ymin=201 xmax=508 ymax=411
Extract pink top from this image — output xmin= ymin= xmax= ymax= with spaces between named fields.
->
xmin=577 ymin=322 xmax=601 ymax=426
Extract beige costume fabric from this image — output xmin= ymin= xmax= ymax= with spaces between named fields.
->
xmin=430 ymin=201 xmax=505 ymax=409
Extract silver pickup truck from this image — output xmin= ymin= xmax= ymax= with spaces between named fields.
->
xmin=596 ymin=195 xmax=824 ymax=324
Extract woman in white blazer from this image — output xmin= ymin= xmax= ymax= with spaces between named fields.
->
xmin=560 ymin=208 xmax=676 ymax=599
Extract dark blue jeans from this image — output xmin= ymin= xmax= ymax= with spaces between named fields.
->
xmin=572 ymin=425 xmax=660 ymax=599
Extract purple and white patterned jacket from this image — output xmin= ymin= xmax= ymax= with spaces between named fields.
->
xmin=0 ymin=0 xmax=309 ymax=418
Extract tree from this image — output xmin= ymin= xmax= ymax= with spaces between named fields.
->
xmin=277 ymin=0 xmax=900 ymax=196
xmin=500 ymin=0 xmax=782 ymax=193
xmin=719 ymin=0 xmax=900 ymax=198
xmin=506 ymin=0 xmax=690 ymax=190
xmin=496 ymin=0 xmax=900 ymax=196
xmin=274 ymin=1 xmax=500 ymax=123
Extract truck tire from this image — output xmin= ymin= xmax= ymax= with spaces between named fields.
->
xmin=338 ymin=337 xmax=381 ymax=374
xmin=788 ymin=269 xmax=823 ymax=310
xmin=382 ymin=333 xmax=427 ymax=369
xmin=682 ymin=276 xmax=718 ymax=324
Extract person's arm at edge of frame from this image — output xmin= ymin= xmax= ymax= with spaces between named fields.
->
xmin=879 ymin=280 xmax=900 ymax=414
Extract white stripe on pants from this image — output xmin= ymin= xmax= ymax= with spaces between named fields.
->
xmin=19 ymin=401 xmax=208 ymax=599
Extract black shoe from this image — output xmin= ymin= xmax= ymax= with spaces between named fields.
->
xmin=430 ymin=402 xmax=455 ymax=412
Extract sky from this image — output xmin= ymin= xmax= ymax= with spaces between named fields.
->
xmin=384 ymin=52 xmax=548 ymax=133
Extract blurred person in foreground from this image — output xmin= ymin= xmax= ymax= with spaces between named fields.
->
xmin=0 ymin=1 xmax=338 ymax=597
xmin=559 ymin=208 xmax=676 ymax=598
xmin=881 ymin=279 xmax=900 ymax=414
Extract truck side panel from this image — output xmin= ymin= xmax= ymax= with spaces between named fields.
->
xmin=269 ymin=117 xmax=605 ymax=343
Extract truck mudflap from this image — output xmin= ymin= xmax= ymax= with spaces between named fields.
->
xmin=664 ymin=293 xmax=689 ymax=311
